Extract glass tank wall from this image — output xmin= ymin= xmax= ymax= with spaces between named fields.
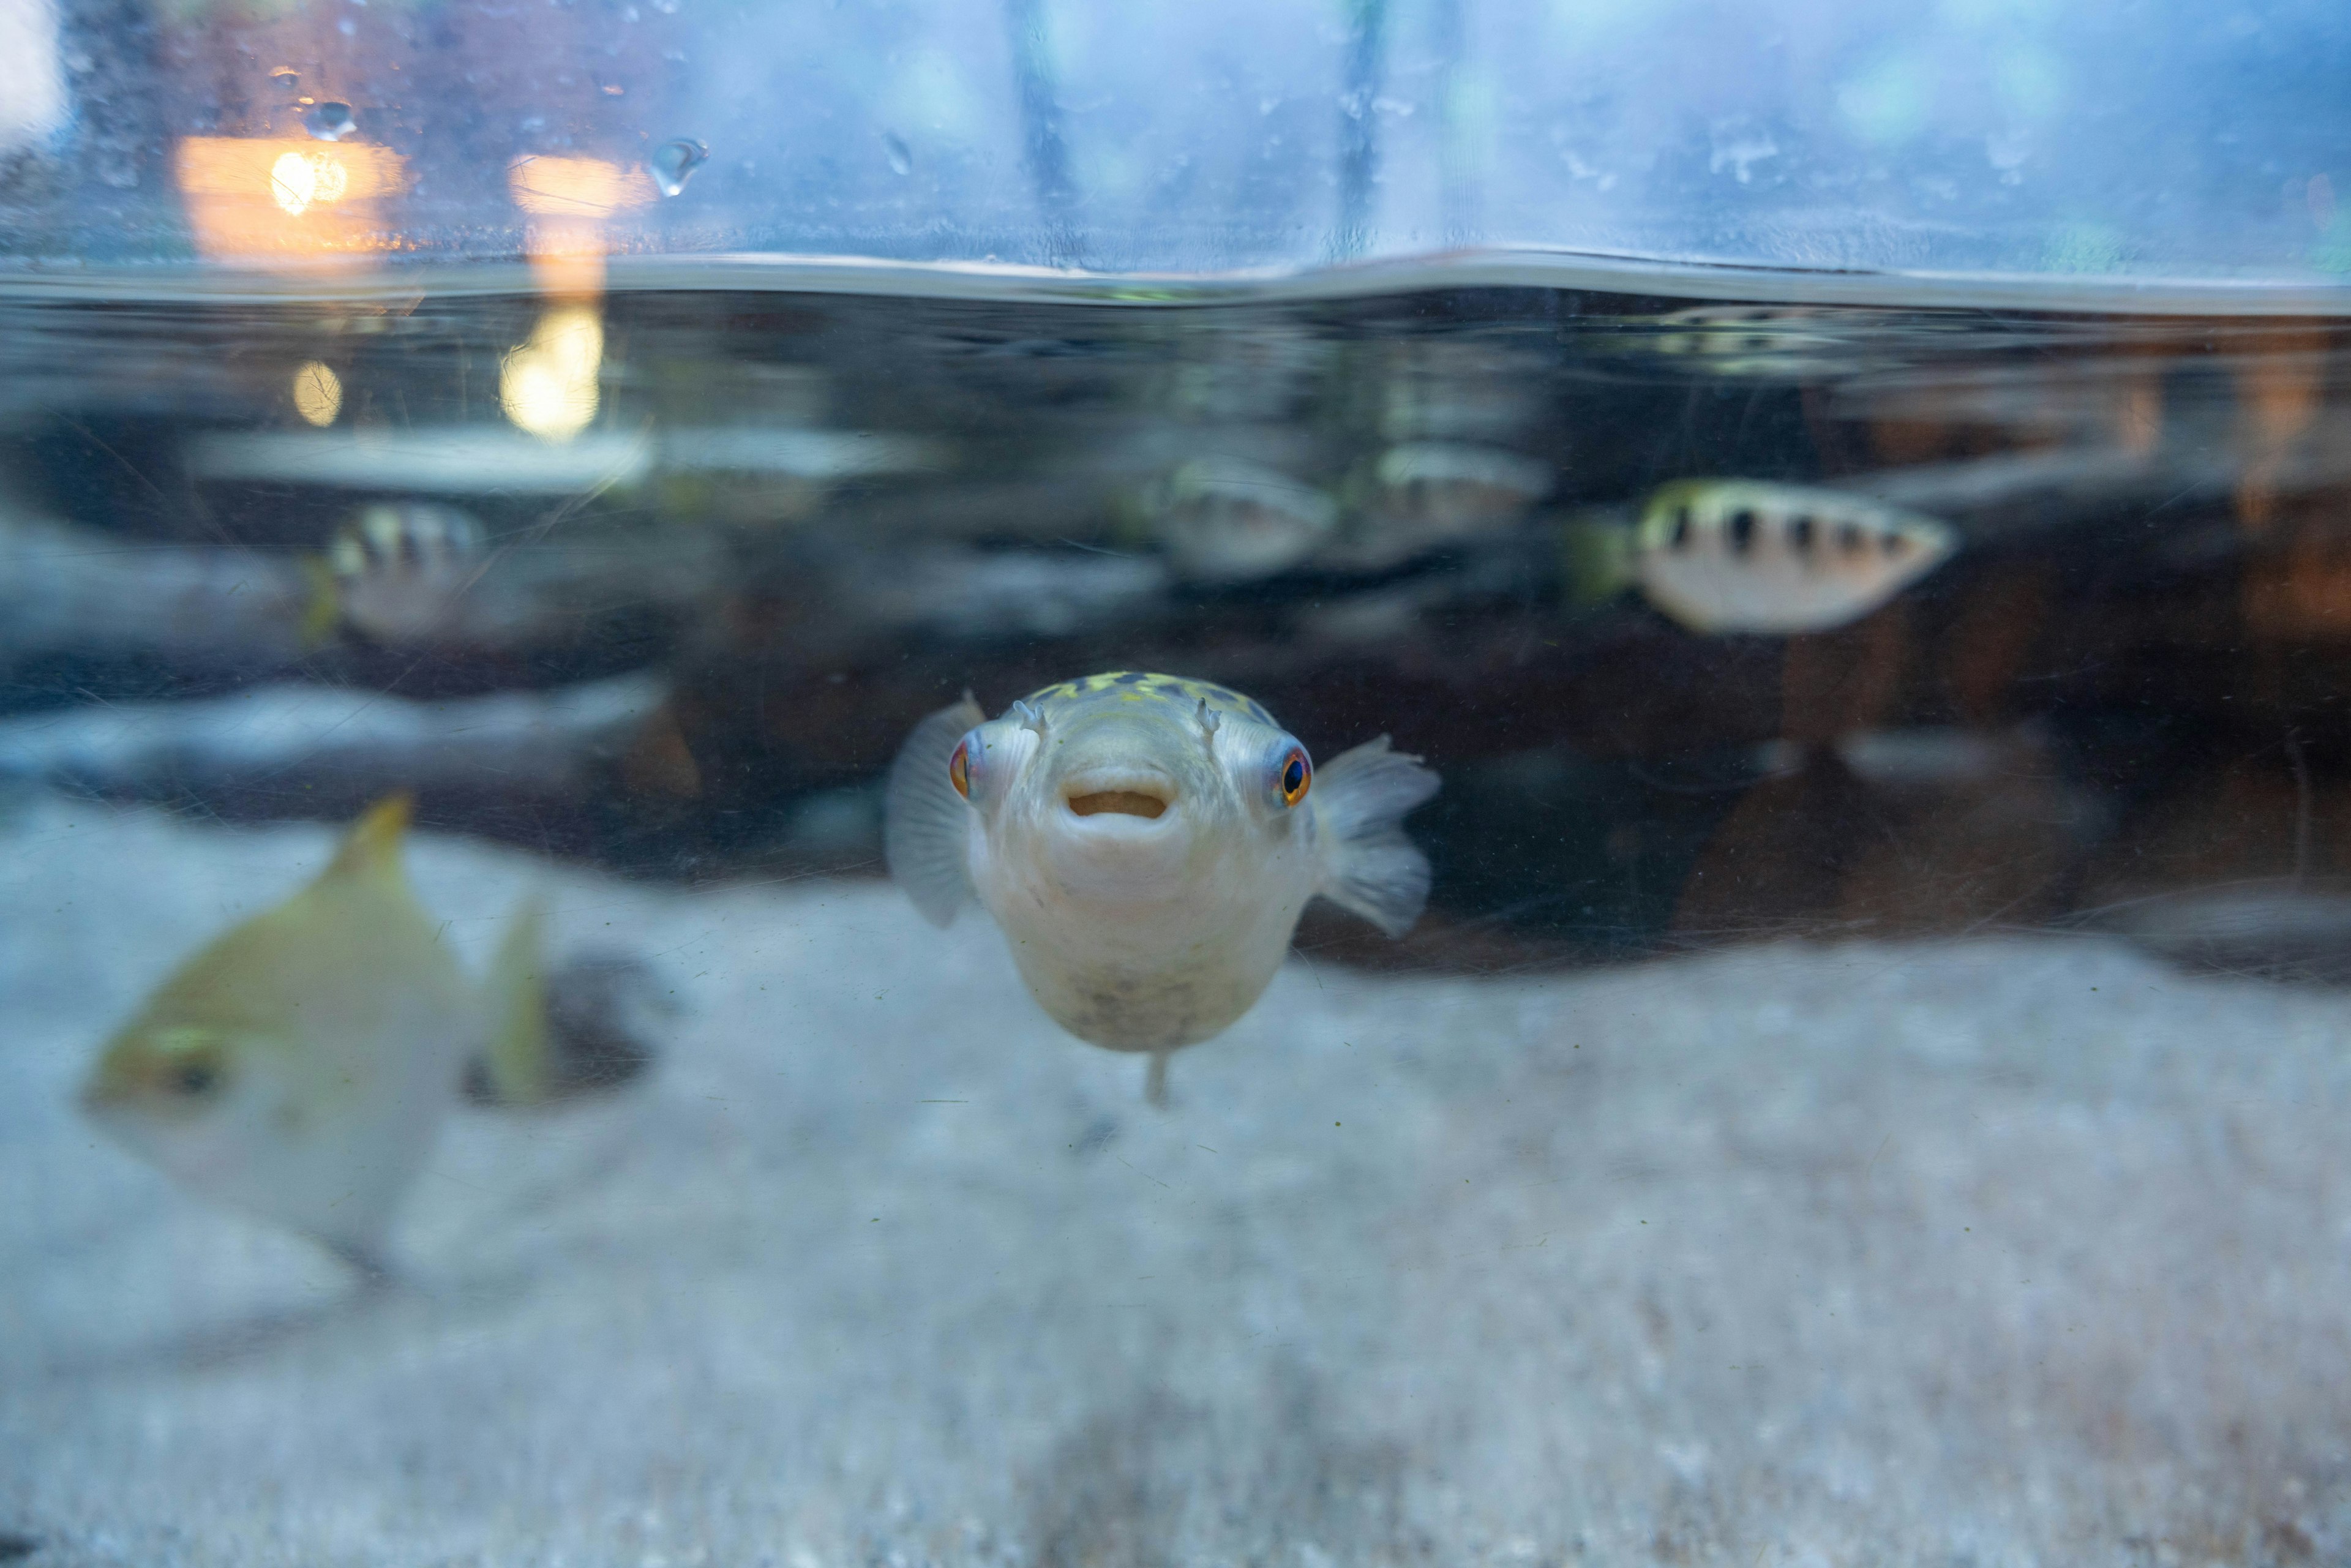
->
xmin=1 ymin=4 xmax=2349 ymax=1567
xmin=1 ymin=0 xmax=2349 ymax=280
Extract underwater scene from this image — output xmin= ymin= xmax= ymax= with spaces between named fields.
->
xmin=2 ymin=270 xmax=2350 ymax=1566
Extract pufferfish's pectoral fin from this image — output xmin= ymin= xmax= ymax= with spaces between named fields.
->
xmin=885 ymin=694 xmax=988 ymax=928
xmin=1309 ymin=737 xmax=1441 ymax=938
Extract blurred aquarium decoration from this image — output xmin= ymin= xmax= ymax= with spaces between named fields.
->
xmin=3 ymin=0 xmax=2351 ymax=1564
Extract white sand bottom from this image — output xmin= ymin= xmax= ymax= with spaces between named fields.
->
xmin=0 ymin=795 xmax=2345 ymax=1567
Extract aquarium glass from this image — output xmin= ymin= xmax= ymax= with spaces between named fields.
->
xmin=2 ymin=2 xmax=2350 ymax=1566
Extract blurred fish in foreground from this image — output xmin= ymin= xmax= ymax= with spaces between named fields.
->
xmin=885 ymin=672 xmax=1439 ymax=1104
xmin=1565 ymin=479 xmax=1957 ymax=634
xmin=78 ymin=796 xmax=558 ymax=1277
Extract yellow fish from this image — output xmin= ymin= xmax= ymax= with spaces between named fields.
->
xmin=885 ymin=672 xmax=1439 ymax=1104
xmin=79 ymin=797 xmax=549 ymax=1275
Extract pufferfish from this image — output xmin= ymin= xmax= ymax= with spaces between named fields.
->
xmin=885 ymin=671 xmax=1441 ymax=1104
xmin=79 ymin=795 xmax=551 ymax=1277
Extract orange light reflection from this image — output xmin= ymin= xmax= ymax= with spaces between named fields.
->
xmin=175 ymin=137 xmax=407 ymax=266
xmin=508 ymin=155 xmax=655 ymax=299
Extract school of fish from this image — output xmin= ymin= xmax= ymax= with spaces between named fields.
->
xmin=78 ymin=451 xmax=1964 ymax=1267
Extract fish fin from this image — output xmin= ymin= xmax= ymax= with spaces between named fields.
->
xmin=476 ymin=895 xmax=555 ymax=1108
xmin=296 ymin=555 xmax=344 ymax=650
xmin=1310 ymin=736 xmax=1441 ymax=937
xmin=323 ymin=793 xmax=414 ymax=883
xmin=884 ymin=695 xmax=986 ymax=928
xmin=1558 ymin=515 xmax=1635 ymax=610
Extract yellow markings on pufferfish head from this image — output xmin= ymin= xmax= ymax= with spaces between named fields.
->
xmin=1021 ymin=670 xmax=1280 ymax=729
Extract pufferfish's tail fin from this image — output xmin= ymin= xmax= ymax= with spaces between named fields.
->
xmin=1309 ymin=737 xmax=1441 ymax=937
xmin=884 ymin=694 xmax=988 ymax=927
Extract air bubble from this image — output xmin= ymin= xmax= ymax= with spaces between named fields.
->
xmin=882 ymin=132 xmax=912 ymax=176
xmin=649 ymin=138 xmax=708 ymax=197
xmin=306 ymin=101 xmax=356 ymax=141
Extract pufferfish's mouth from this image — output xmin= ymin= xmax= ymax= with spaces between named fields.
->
xmin=1062 ymin=772 xmax=1176 ymax=821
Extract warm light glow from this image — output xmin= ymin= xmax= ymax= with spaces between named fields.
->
xmin=506 ymin=156 xmax=656 ymax=218
xmin=174 ymin=137 xmax=406 ymax=264
xmin=507 ymin=155 xmax=656 ymax=300
xmin=291 ymin=361 xmax=342 ymax=426
xmin=500 ymin=306 xmax=604 ymax=443
xmin=268 ymin=151 xmax=349 ymax=216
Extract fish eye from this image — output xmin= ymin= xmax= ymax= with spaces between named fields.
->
xmin=172 ymin=1059 xmax=222 ymax=1097
xmin=1277 ymin=747 xmax=1311 ymax=808
xmin=948 ymin=737 xmax=972 ymax=801
xmin=146 ymin=1032 xmax=230 ymax=1100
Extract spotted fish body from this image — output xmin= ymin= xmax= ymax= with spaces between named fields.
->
xmin=325 ymin=502 xmax=489 ymax=643
xmin=885 ymin=672 xmax=1439 ymax=1100
xmin=1565 ymin=479 xmax=1957 ymax=636
xmin=1148 ymin=457 xmax=1338 ymax=583
xmin=78 ymin=797 xmax=549 ymax=1274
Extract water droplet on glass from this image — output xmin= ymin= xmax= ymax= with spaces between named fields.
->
xmin=306 ymin=101 xmax=356 ymax=141
xmin=649 ymin=138 xmax=708 ymax=197
xmin=269 ymin=67 xmax=300 ymax=93
xmin=882 ymin=132 xmax=912 ymax=176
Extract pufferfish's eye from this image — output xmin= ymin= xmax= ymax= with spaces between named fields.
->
xmin=1278 ymin=746 xmax=1311 ymax=808
xmin=948 ymin=737 xmax=972 ymax=801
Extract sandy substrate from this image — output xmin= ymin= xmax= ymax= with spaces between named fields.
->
xmin=0 ymin=795 xmax=2345 ymax=1567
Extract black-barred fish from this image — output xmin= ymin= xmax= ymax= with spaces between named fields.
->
xmin=884 ymin=672 xmax=1439 ymax=1103
xmin=78 ymin=797 xmax=551 ymax=1276
xmin=320 ymin=501 xmax=488 ymax=643
xmin=1327 ymin=441 xmax=1553 ymax=569
xmin=1566 ymin=479 xmax=1957 ymax=635
xmin=1581 ymin=303 xmax=1943 ymax=379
